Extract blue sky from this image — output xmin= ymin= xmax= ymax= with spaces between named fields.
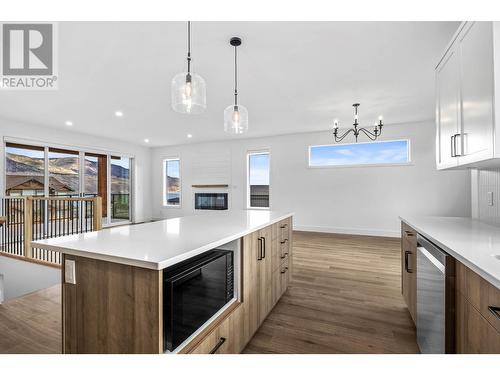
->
xmin=310 ymin=140 xmax=409 ymax=166
xmin=166 ymin=159 xmax=180 ymax=178
xmin=249 ymin=153 xmax=270 ymax=185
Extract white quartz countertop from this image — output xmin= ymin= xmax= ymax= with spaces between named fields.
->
xmin=32 ymin=210 xmax=293 ymax=270
xmin=400 ymin=216 xmax=500 ymax=289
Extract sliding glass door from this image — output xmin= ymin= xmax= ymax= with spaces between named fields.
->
xmin=4 ymin=142 xmax=133 ymax=225
xmin=110 ymin=156 xmax=130 ymax=222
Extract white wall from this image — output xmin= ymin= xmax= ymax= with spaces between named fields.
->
xmin=152 ymin=120 xmax=471 ymax=237
xmin=0 ymin=256 xmax=59 ymax=302
xmin=0 ymin=117 xmax=153 ymax=223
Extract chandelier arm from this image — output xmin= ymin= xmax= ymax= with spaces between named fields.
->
xmin=334 ymin=128 xmax=354 ymax=142
xmin=358 ymin=127 xmax=378 ymax=141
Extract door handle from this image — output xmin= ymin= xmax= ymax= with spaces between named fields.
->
xmin=404 ymin=251 xmax=413 ymax=273
xmin=257 ymin=238 xmax=262 ymax=261
xmin=488 ymin=306 xmax=500 ymax=321
xmin=262 ymin=236 xmax=266 ymax=259
xmin=209 ymin=337 xmax=226 ymax=354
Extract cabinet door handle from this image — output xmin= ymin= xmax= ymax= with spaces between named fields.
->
xmin=280 ymin=239 xmax=288 ymax=244
xmin=257 ymin=238 xmax=262 ymax=261
xmin=404 ymin=251 xmax=413 ymax=273
xmin=488 ymin=306 xmax=500 ymax=321
xmin=262 ymin=236 xmax=266 ymax=259
xmin=280 ymin=267 xmax=288 ymax=274
xmin=209 ymin=337 xmax=226 ymax=354
xmin=451 ymin=135 xmax=456 ymax=157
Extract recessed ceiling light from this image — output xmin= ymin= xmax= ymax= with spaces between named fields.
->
xmin=144 ymin=138 xmax=150 ymax=143
xmin=115 ymin=111 xmax=123 ymax=117
xmin=187 ymin=134 xmax=193 ymax=138
xmin=65 ymin=121 xmax=73 ymax=126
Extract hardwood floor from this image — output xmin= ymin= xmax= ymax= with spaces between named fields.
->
xmin=243 ymin=231 xmax=419 ymax=354
xmin=0 ymin=232 xmax=418 ymax=354
xmin=0 ymin=284 xmax=61 ymax=353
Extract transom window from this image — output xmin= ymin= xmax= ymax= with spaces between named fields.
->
xmin=309 ymin=140 xmax=410 ymax=167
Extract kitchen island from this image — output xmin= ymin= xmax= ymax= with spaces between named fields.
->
xmin=32 ymin=210 xmax=293 ymax=354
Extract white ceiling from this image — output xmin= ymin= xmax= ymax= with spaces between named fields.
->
xmin=0 ymin=21 xmax=459 ymax=147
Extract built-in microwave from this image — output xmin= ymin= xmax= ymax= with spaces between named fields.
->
xmin=163 ymin=249 xmax=234 ymax=352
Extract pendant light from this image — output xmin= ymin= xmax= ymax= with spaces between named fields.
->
xmin=171 ymin=21 xmax=206 ymax=114
xmin=224 ymin=37 xmax=248 ymax=134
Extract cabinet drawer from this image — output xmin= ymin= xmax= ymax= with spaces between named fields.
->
xmin=280 ymin=257 xmax=290 ymax=295
xmin=456 ymin=261 xmax=500 ymax=333
xmin=189 ymin=316 xmax=232 ymax=354
xmin=456 ymin=292 xmax=500 ymax=353
xmin=279 ymin=219 xmax=290 ymax=242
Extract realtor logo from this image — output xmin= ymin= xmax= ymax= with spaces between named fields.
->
xmin=1 ymin=22 xmax=58 ymax=89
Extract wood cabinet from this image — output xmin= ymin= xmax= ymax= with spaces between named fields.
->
xmin=455 ymin=261 xmax=500 ymax=353
xmin=436 ymin=22 xmax=500 ymax=169
xmin=188 ymin=217 xmax=293 ymax=354
xmin=400 ymin=222 xmax=417 ymax=323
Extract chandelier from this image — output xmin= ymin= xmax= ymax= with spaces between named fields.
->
xmin=333 ymin=103 xmax=384 ymax=142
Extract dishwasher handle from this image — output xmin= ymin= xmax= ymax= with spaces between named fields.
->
xmin=417 ymin=246 xmax=446 ymax=274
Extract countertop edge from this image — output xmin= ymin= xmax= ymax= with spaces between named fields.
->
xmin=32 ymin=212 xmax=294 ymax=270
xmin=399 ymin=216 xmax=500 ymax=290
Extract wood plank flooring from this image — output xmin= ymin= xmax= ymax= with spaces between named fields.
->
xmin=243 ymin=231 xmax=419 ymax=353
xmin=0 ymin=284 xmax=61 ymax=353
xmin=0 ymin=232 xmax=418 ymax=354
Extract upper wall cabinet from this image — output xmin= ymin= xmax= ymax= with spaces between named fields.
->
xmin=436 ymin=22 xmax=499 ymax=170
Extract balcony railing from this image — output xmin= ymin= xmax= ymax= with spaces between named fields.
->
xmin=0 ymin=196 xmax=102 ymax=266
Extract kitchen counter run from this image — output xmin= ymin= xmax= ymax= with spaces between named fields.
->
xmin=400 ymin=216 xmax=500 ymax=289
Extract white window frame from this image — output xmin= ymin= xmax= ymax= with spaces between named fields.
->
xmin=308 ymin=139 xmax=412 ymax=168
xmin=163 ymin=157 xmax=181 ymax=208
xmin=247 ymin=150 xmax=271 ymax=210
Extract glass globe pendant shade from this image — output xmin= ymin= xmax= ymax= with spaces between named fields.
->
xmin=224 ymin=104 xmax=248 ymax=134
xmin=171 ymin=72 xmax=206 ymax=114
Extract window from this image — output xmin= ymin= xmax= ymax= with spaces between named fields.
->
xmin=4 ymin=141 xmax=133 ymax=225
xmin=5 ymin=143 xmax=45 ymax=197
xmin=163 ymin=158 xmax=181 ymax=206
xmin=309 ymin=140 xmax=410 ymax=167
xmin=247 ymin=151 xmax=270 ymax=208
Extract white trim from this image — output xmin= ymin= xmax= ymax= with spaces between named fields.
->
xmin=308 ymin=138 xmax=411 ymax=168
xmin=163 ymin=157 xmax=181 ymax=208
xmin=246 ymin=150 xmax=270 ymax=209
xmin=294 ymin=224 xmax=400 ymax=238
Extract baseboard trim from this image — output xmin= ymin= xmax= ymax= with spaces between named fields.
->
xmin=293 ymin=225 xmax=400 ymax=238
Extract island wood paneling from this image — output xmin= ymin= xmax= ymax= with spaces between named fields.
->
xmin=62 ymin=254 xmax=163 ymax=354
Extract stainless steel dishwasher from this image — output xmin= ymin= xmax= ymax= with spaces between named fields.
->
xmin=416 ymin=234 xmax=455 ymax=354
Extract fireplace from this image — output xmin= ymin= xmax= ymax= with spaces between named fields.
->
xmin=194 ymin=193 xmax=228 ymax=210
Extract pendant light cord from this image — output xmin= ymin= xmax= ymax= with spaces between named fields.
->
xmin=187 ymin=21 xmax=191 ymax=74
xmin=234 ymin=45 xmax=238 ymax=106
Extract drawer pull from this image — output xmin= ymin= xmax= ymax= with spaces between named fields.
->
xmin=280 ymin=267 xmax=288 ymax=274
xmin=280 ymin=239 xmax=288 ymax=244
xmin=209 ymin=337 xmax=226 ymax=354
xmin=280 ymin=224 xmax=287 ymax=229
xmin=404 ymin=230 xmax=414 ymax=237
xmin=280 ymin=252 xmax=288 ymax=259
xmin=488 ymin=306 xmax=500 ymax=321
xmin=404 ymin=251 xmax=413 ymax=273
